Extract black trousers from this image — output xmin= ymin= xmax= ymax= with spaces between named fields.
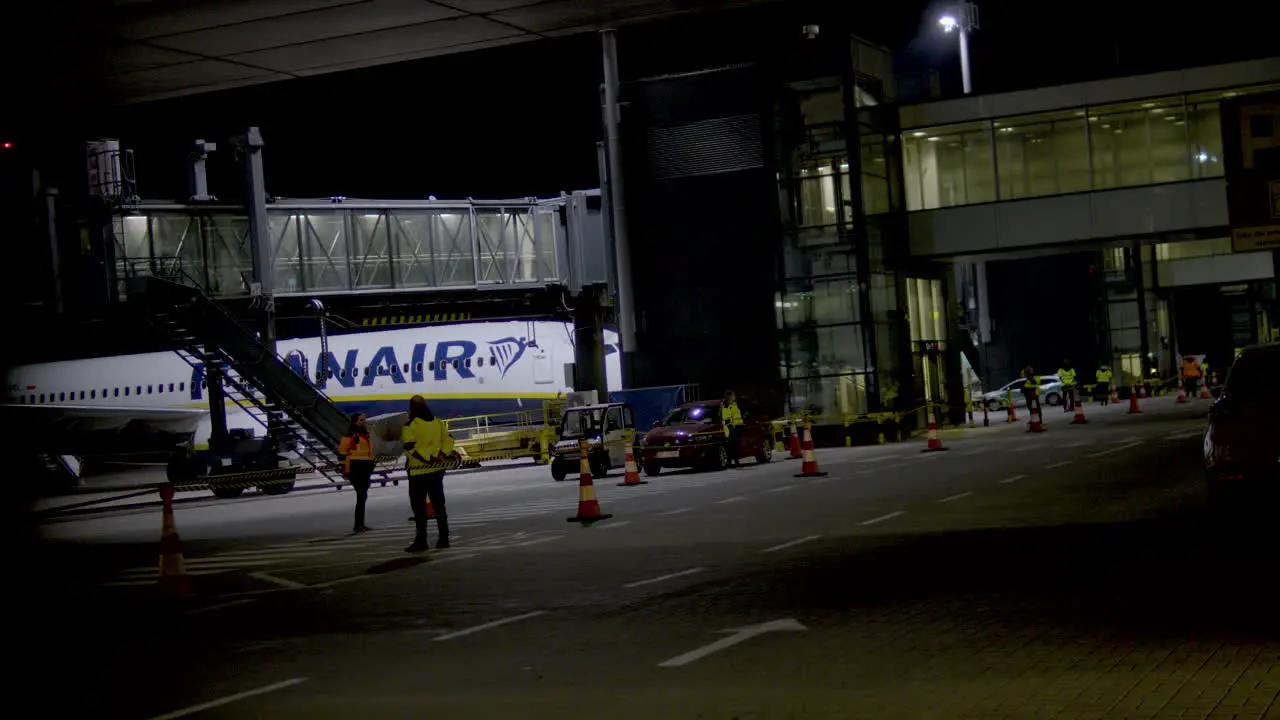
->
xmin=409 ymin=470 xmax=448 ymax=546
xmin=1063 ymin=385 xmax=1075 ymax=412
xmin=347 ymin=460 xmax=374 ymax=530
xmin=726 ymin=426 xmax=742 ymax=465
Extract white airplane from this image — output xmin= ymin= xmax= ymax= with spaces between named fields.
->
xmin=5 ymin=320 xmax=622 ymax=456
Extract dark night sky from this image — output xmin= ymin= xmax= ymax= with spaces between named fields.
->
xmin=7 ymin=0 xmax=1279 ymax=202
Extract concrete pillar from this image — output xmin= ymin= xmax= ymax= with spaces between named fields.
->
xmin=600 ymin=29 xmax=637 ymax=386
xmin=573 ymin=283 xmax=608 ymax=400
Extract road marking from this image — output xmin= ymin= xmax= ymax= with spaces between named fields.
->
xmin=764 ymin=485 xmax=796 ymax=493
xmin=936 ymin=492 xmax=974 ymax=504
xmin=1167 ymin=430 xmax=1202 ymax=440
xmin=658 ymin=507 xmax=692 ymax=516
xmin=596 ymin=520 xmax=633 ymax=529
xmin=142 ymin=678 xmax=309 ymax=720
xmin=853 ymin=455 xmax=902 ymax=465
xmin=431 ymin=611 xmax=548 ymax=642
xmin=1063 ymin=440 xmax=1094 ymax=448
xmin=809 ymin=477 xmax=834 ymax=484
xmin=714 ymin=496 xmax=746 ymax=504
xmin=761 ymin=535 xmax=821 ymax=553
xmin=1044 ymin=460 xmax=1074 ymax=469
xmin=1087 ymin=441 xmax=1143 ymax=458
xmin=998 ymin=474 xmax=1028 ymax=484
xmin=658 ymin=618 xmax=807 ymax=668
xmin=624 ymin=567 xmax=705 ymax=588
xmin=860 ymin=511 xmax=905 ymax=526
xmin=248 ymin=572 xmax=307 ymax=589
xmin=185 ymin=599 xmax=256 ymax=616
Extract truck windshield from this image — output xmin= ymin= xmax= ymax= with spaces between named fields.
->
xmin=664 ymin=405 xmax=721 ymax=425
xmin=561 ymin=409 xmax=603 ymax=439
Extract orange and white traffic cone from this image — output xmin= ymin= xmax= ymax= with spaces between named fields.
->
xmin=1175 ymin=381 xmax=1188 ymax=404
xmin=1138 ymin=382 xmax=1148 ymax=399
xmin=1028 ymin=396 xmax=1046 ymax=433
xmin=1127 ymin=385 xmax=1143 ymax=414
xmin=618 ymin=431 xmax=647 ymax=487
xmin=793 ymin=420 xmax=828 ymax=477
xmin=568 ymin=439 xmax=612 ymax=524
xmin=922 ymin=403 xmax=948 ymax=452
xmin=788 ymin=417 xmax=803 ymax=459
xmin=425 ymin=496 xmax=436 ymax=519
xmin=1006 ymin=393 xmax=1017 ymax=423
xmin=1110 ymin=384 xmax=1120 ymax=404
xmin=158 ymin=485 xmax=192 ymax=601
xmin=1197 ymin=378 xmax=1211 ymax=399
xmin=1071 ymin=389 xmax=1088 ymax=424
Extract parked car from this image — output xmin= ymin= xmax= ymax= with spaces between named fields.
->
xmin=1203 ymin=343 xmax=1280 ymax=504
xmin=980 ymin=375 xmax=1063 ymax=411
xmin=638 ymin=399 xmax=773 ymax=475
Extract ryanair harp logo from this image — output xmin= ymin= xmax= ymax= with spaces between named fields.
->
xmin=487 ymin=337 xmax=528 ymax=378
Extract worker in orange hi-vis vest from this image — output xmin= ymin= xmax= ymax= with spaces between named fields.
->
xmin=1178 ymin=354 xmax=1202 ymax=395
xmin=339 ymin=413 xmax=376 ymax=534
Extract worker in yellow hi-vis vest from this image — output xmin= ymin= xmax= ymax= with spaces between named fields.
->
xmin=1095 ymin=365 xmax=1113 ymax=407
xmin=1057 ymin=360 xmax=1077 ymax=413
xmin=402 ymin=395 xmax=456 ymax=553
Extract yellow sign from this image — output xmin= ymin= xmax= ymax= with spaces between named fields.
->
xmin=1232 ymin=224 xmax=1280 ymax=252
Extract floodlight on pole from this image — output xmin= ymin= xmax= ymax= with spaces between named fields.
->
xmin=938 ymin=2 xmax=979 ymax=94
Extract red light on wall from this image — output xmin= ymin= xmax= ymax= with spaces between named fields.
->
xmin=0 ymin=142 xmax=13 ymax=149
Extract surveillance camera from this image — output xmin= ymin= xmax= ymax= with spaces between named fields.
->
xmin=802 ymin=24 xmax=819 ymax=39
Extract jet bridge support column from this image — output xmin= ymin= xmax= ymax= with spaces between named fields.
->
xmin=574 ymin=283 xmax=609 ymax=400
xmin=239 ymin=127 xmax=276 ymax=355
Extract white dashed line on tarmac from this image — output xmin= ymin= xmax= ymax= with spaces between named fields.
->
xmin=1063 ymin=440 xmax=1094 ymax=448
xmin=998 ymin=474 xmax=1028 ymax=484
xmin=248 ymin=572 xmax=307 ymax=589
xmin=596 ymin=520 xmax=633 ymax=529
xmin=860 ymin=511 xmax=905 ymax=526
xmin=141 ymin=678 xmax=309 ymax=720
xmin=761 ymin=535 xmax=822 ymax=553
xmin=714 ymin=496 xmax=746 ymax=504
xmin=431 ymin=611 xmax=548 ymax=641
xmin=1044 ymin=460 xmax=1074 ymax=469
xmin=624 ymin=567 xmax=705 ymax=588
xmin=936 ymin=492 xmax=974 ymax=504
xmin=765 ymin=485 xmax=797 ymax=493
xmin=658 ymin=507 xmax=692 ymax=516
xmin=1087 ymin=441 xmax=1143 ymax=458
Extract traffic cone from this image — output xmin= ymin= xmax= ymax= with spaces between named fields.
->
xmin=794 ymin=420 xmax=828 ymax=477
xmin=425 ymin=496 xmax=436 ymax=519
xmin=1071 ymin=390 xmax=1088 ymax=424
xmin=1197 ymin=378 xmax=1211 ymax=399
xmin=158 ymin=486 xmax=192 ymax=601
xmin=1127 ymin=386 xmax=1143 ymax=414
xmin=1175 ymin=382 xmax=1188 ymax=404
xmin=568 ymin=439 xmax=611 ymax=524
xmin=1138 ymin=383 xmax=1148 ymax=399
xmin=618 ymin=431 xmax=647 ymax=486
xmin=1028 ymin=397 xmax=1046 ymax=433
xmin=1006 ymin=393 xmax=1017 ymax=423
xmin=787 ymin=417 xmax=803 ymax=459
xmin=922 ymin=404 xmax=948 ymax=452
xmin=1110 ymin=384 xmax=1120 ymax=404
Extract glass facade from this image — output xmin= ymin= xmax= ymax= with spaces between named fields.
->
xmin=112 ymin=202 xmax=564 ymax=298
xmin=774 ymin=70 xmax=912 ymax=421
xmin=901 ymin=83 xmax=1279 ymax=211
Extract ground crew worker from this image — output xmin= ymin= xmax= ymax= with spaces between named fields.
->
xmin=339 ymin=413 xmax=376 ymax=534
xmin=1095 ymin=364 xmax=1113 ymax=407
xmin=1057 ymin=360 xmax=1076 ymax=413
xmin=1020 ymin=366 xmax=1041 ymax=421
xmin=722 ymin=390 xmax=745 ymax=468
xmin=1179 ymin=354 xmax=1202 ymax=395
xmin=402 ymin=395 xmax=455 ymax=552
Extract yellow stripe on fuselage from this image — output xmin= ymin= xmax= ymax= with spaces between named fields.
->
xmin=179 ymin=391 xmax=563 ymax=409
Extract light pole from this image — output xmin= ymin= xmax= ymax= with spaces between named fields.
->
xmin=939 ymin=2 xmax=979 ymax=95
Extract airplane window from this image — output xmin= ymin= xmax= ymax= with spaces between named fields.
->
xmin=80 ymin=391 xmax=86 ymax=400
xmin=465 ymin=359 xmax=472 ymax=368
xmin=428 ymin=362 xmax=435 ymax=371
xmin=29 ymin=395 xmax=34 ymax=404
xmin=136 ymin=386 xmax=142 ymax=395
xmin=59 ymin=392 xmax=65 ymax=401
xmin=90 ymin=390 xmax=96 ymax=399
xmin=169 ymin=383 xmax=174 ymax=392
xmin=201 ymin=381 xmax=207 ymax=389
xmin=39 ymin=394 xmax=45 ymax=403
xmin=403 ymin=363 xmax=409 ymax=374
xmin=415 ymin=362 xmax=423 ymax=373
xmin=453 ymin=360 xmax=459 ymax=369
xmin=380 ymin=366 xmax=388 ymax=376
xmin=490 ymin=355 xmax=497 ymax=366
xmin=113 ymin=388 xmax=119 ymax=397
xmin=340 ymin=369 xmax=347 ymax=378
xmin=147 ymin=385 xmax=153 ymax=394
xmin=353 ymin=368 xmax=359 ymax=377
xmin=158 ymin=385 xmax=165 ymax=394
xmin=179 ymin=382 xmax=185 ymax=391
xmin=124 ymin=387 xmax=130 ymax=396
xmin=477 ymin=358 xmax=484 ymax=367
